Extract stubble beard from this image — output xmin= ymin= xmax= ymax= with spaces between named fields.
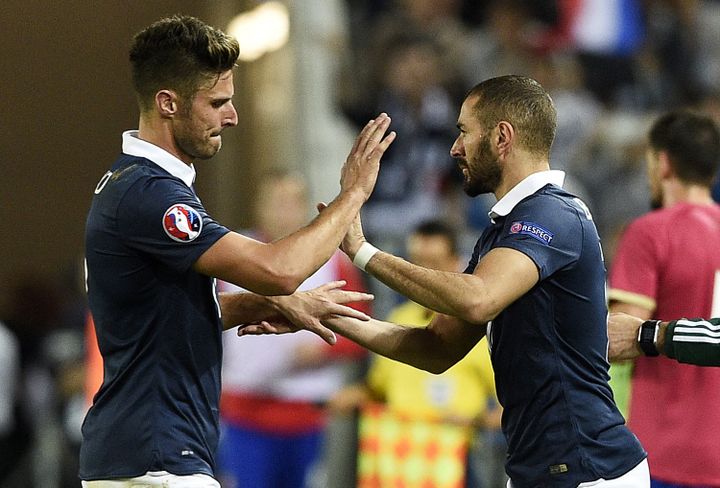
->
xmin=174 ymin=112 xmax=222 ymax=161
xmin=176 ymin=130 xmax=221 ymax=161
xmin=462 ymin=136 xmax=502 ymax=197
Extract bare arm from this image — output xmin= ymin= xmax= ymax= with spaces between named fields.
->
xmin=194 ymin=115 xmax=396 ymax=295
xmin=220 ymin=281 xmax=373 ymax=344
xmin=239 ymin=311 xmax=486 ymax=373
xmin=359 ymin=246 xmax=539 ymax=325
xmin=318 ymin=312 xmax=487 ymax=374
xmin=608 ymin=314 xmax=720 ymax=366
xmin=607 ymin=302 xmax=652 ymax=361
xmin=236 ymin=217 xmax=539 ymax=365
xmin=337 ymin=212 xmax=538 ymax=324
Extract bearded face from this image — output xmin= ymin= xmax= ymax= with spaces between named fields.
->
xmin=451 ymin=96 xmax=505 ymax=197
xmin=460 ymin=131 xmax=503 ymax=197
xmin=171 ymin=70 xmax=237 ymax=163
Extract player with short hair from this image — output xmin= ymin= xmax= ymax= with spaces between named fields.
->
xmin=241 ymin=75 xmax=649 ymax=487
xmin=608 ymin=110 xmax=720 ymax=487
xmin=80 ymin=15 xmax=394 ymax=487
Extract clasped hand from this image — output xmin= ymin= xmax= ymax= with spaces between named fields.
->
xmin=237 ymin=280 xmax=373 ymax=345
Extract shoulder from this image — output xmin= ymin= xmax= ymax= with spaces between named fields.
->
xmin=123 ymin=162 xmax=192 ymax=204
xmin=509 ymin=186 xmax=589 ymax=234
xmin=95 ymin=155 xmax=183 ymax=202
xmin=517 ymin=186 xmax=587 ymax=217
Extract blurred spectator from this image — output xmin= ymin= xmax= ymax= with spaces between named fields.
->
xmin=339 ymin=0 xmax=470 ymax=117
xmin=216 ymin=169 xmax=370 ymax=488
xmin=530 ymin=53 xmax=601 ymax=177
xmin=0 ymin=319 xmax=25 ymax=486
xmin=340 ymin=32 xmax=463 ymax=251
xmin=637 ymin=0 xmax=704 ymax=108
xmin=462 ymin=0 xmax=540 ymax=87
xmin=328 ymin=221 xmax=505 ymax=488
xmin=570 ymin=110 xmax=655 ymax=260
xmin=692 ymin=89 xmax=720 ymax=203
xmin=2 ymin=273 xmax=87 ymax=488
xmin=337 ymin=27 xmax=466 ymax=319
xmin=695 ymin=0 xmax=720 ymax=96
xmin=608 ymin=110 xmax=720 ymax=486
xmin=0 ymin=320 xmax=20 ymax=440
xmin=549 ymin=0 xmax=646 ymax=106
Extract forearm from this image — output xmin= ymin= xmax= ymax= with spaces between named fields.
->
xmin=663 ymin=318 xmax=720 ymax=366
xmin=321 ymin=313 xmax=483 ymax=374
xmin=607 ymin=303 xmax=652 ymax=360
xmin=219 ymin=291 xmax=280 ymax=330
xmin=321 ymin=315 xmax=445 ymax=372
xmin=363 ymin=251 xmax=490 ymax=324
xmin=266 ymin=190 xmax=366 ymax=285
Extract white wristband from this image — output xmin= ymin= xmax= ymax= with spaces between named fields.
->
xmin=352 ymin=242 xmax=379 ymax=272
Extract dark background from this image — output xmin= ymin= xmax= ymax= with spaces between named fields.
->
xmin=0 ymin=1 xmax=251 ymax=314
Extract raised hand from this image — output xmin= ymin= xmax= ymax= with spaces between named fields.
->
xmin=340 ymin=113 xmax=396 ymax=200
xmin=316 ymin=203 xmax=367 ymax=261
xmin=237 ymin=281 xmax=373 ymax=345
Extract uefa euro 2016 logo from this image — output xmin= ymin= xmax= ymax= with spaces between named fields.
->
xmin=163 ymin=203 xmax=203 ymax=242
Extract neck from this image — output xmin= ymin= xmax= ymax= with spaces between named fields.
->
xmin=663 ymin=181 xmax=714 ymax=207
xmin=138 ymin=115 xmax=192 ymax=166
xmin=495 ymin=155 xmax=550 ymax=201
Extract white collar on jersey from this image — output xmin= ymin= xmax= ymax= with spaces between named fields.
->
xmin=121 ymin=130 xmax=196 ymax=188
xmin=488 ymin=170 xmax=565 ymax=222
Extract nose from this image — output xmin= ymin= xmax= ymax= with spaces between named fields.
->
xmin=224 ymin=101 xmax=238 ymax=127
xmin=450 ymin=137 xmax=463 ymax=159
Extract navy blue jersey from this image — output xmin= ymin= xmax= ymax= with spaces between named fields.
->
xmin=465 ymin=178 xmax=645 ymax=486
xmin=80 ymin=146 xmax=230 ymax=479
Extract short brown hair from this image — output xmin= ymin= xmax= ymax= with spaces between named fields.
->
xmin=466 ymin=75 xmax=556 ymax=157
xmin=649 ymin=110 xmax=720 ymax=185
xmin=129 ymin=15 xmax=240 ymax=112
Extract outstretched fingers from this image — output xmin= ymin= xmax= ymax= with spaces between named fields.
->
xmin=236 ymin=321 xmax=282 ymax=336
xmin=370 ymin=130 xmax=396 ymax=159
xmin=313 ymin=280 xmax=348 ymax=292
xmin=327 ymin=302 xmax=371 ymax=321
xmin=348 ymin=116 xmax=380 ymax=155
xmin=355 ymin=114 xmax=387 ymax=154
xmin=304 ymin=320 xmax=338 ymax=345
xmin=349 ymin=114 xmax=392 ymax=161
xmin=362 ymin=117 xmax=394 ymax=160
xmin=240 ymin=318 xmax=337 ymax=345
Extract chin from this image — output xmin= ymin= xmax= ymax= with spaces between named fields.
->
xmin=198 ymin=142 xmax=222 ymax=160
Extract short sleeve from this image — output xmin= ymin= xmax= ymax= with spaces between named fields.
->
xmin=495 ymin=198 xmax=583 ymax=279
xmin=117 ymin=176 xmax=229 ymax=273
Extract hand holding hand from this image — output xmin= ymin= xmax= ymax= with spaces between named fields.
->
xmin=237 ymin=280 xmax=373 ymax=345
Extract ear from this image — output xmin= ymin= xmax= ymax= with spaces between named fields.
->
xmin=496 ymin=120 xmax=515 ymax=156
xmin=657 ymin=151 xmax=674 ymax=179
xmin=155 ymin=90 xmax=179 ymax=118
